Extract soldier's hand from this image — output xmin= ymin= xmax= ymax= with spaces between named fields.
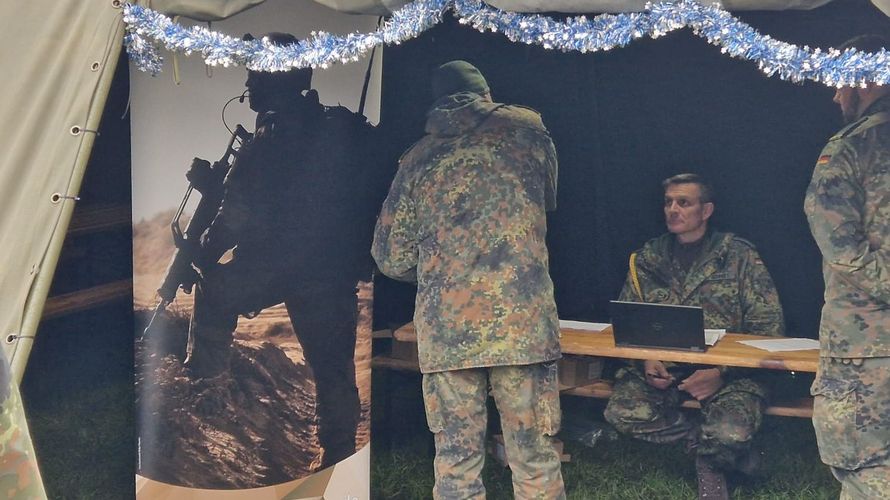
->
xmin=644 ymin=360 xmax=674 ymax=390
xmin=678 ymin=368 xmax=723 ymax=400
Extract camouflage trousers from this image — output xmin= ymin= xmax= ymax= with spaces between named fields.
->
xmin=422 ymin=362 xmax=565 ymax=500
xmin=190 ymin=259 xmax=362 ymax=467
xmin=812 ymin=357 xmax=890 ymax=500
xmin=604 ymin=366 xmax=765 ymax=471
xmin=0 ymin=351 xmax=46 ymax=499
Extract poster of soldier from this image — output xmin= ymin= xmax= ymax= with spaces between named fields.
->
xmin=130 ymin=0 xmax=384 ymax=496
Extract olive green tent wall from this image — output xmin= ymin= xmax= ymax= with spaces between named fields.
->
xmin=0 ymin=1 xmax=126 ymax=384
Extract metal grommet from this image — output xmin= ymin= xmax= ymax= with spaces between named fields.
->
xmin=6 ymin=334 xmax=17 ymax=344
xmin=70 ymin=125 xmax=81 ymax=135
xmin=91 ymin=61 xmax=101 ymax=72
xmin=50 ymin=193 xmax=80 ymax=203
xmin=112 ymin=0 xmax=122 ymax=8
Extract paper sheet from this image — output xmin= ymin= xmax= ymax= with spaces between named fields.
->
xmin=738 ymin=338 xmax=820 ymax=352
xmin=705 ymin=329 xmax=726 ymax=346
xmin=558 ymin=320 xmax=611 ymax=332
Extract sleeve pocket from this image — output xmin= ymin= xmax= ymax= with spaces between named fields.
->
xmin=422 ymin=376 xmax=446 ymax=433
xmin=535 ymin=361 xmax=562 ymax=436
xmin=811 ymin=377 xmax=870 ymax=469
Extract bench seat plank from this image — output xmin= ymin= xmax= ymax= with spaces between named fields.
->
xmin=42 ymin=279 xmax=132 ymax=321
xmin=562 ymin=380 xmax=814 ymax=418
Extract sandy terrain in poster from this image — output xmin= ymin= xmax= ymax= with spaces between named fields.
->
xmin=134 ymin=211 xmax=371 ymax=489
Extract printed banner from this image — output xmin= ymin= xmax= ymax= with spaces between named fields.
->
xmin=130 ymin=1 xmax=383 ymax=497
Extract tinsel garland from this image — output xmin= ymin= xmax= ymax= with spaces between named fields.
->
xmin=123 ymin=0 xmax=889 ymax=87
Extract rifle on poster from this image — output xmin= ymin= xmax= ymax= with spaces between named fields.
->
xmin=142 ymin=124 xmax=252 ymax=339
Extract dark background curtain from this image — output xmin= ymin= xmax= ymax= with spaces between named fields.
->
xmin=374 ymin=0 xmax=890 ymax=338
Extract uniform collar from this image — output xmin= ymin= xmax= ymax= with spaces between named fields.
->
xmin=425 ymin=92 xmax=500 ymax=138
xmin=859 ymin=92 xmax=890 ymax=118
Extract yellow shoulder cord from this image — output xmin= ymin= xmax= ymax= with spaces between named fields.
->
xmin=629 ymin=252 xmax=643 ymax=301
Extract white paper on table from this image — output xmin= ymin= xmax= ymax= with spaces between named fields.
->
xmin=559 ymin=320 xmax=611 ymax=332
xmin=738 ymin=338 xmax=820 ymax=352
xmin=705 ymin=329 xmax=726 ymax=346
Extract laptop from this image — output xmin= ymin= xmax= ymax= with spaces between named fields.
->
xmin=609 ymin=300 xmax=706 ymax=352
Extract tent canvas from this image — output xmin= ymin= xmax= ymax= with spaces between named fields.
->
xmin=0 ymin=0 xmax=887 ymax=497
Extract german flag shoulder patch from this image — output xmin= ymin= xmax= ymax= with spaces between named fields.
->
xmin=817 ymin=154 xmax=832 ymax=165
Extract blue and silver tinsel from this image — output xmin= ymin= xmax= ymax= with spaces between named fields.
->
xmin=123 ymin=0 xmax=889 ymax=87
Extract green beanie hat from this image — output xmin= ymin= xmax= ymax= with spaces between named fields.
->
xmin=431 ymin=60 xmax=489 ymax=100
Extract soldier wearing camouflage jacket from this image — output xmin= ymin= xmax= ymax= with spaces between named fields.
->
xmin=604 ymin=174 xmax=785 ymax=497
xmin=373 ymin=60 xmax=564 ymax=499
xmin=617 ymin=230 xmax=785 ymax=338
xmin=805 ymin=34 xmax=890 ymax=500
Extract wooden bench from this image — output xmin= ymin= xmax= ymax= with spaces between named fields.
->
xmin=41 ymin=279 xmax=132 ymax=321
xmin=381 ymin=323 xmax=817 ymax=418
xmin=561 ymin=380 xmax=814 ymax=418
xmin=65 ymin=204 xmax=131 ymax=236
xmin=372 ymin=353 xmax=422 ymax=372
xmin=40 ymin=204 xmax=133 ymax=323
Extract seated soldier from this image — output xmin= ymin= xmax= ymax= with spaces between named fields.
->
xmin=603 ymin=173 xmax=785 ymax=499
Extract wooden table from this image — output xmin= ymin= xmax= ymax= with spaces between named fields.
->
xmin=394 ymin=323 xmax=818 ymax=373
xmin=560 ymin=327 xmax=817 ymax=373
xmin=388 ymin=323 xmax=818 ymax=417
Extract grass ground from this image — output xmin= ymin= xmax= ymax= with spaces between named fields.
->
xmin=21 ymin=306 xmax=839 ymax=499
xmin=370 ymin=418 xmax=839 ymax=499
xmin=370 ymin=371 xmax=840 ymax=500
xmin=22 ymin=304 xmax=135 ymax=500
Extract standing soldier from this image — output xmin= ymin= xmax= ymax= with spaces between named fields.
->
xmin=185 ymin=32 xmax=385 ymax=468
xmin=373 ymin=60 xmax=565 ymax=499
xmin=604 ymin=173 xmax=785 ymax=499
xmin=805 ymin=34 xmax=890 ymax=499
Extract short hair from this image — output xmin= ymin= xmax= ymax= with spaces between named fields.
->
xmin=837 ymin=34 xmax=890 ymax=53
xmin=662 ymin=173 xmax=715 ymax=204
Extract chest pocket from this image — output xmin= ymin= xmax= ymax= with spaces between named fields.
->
xmin=699 ymin=273 xmax=739 ymax=297
xmin=703 ymin=271 xmax=733 ymax=282
xmin=697 ymin=273 xmax=741 ymax=327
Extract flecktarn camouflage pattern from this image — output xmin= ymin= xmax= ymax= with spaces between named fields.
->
xmin=1 ymin=353 xmax=46 ymax=499
xmin=618 ymin=230 xmax=785 ymax=337
xmin=605 ymin=364 xmax=766 ymax=472
xmin=806 ymin=94 xmax=890 ymax=498
xmin=811 ymin=358 xmax=890 ymax=499
xmin=373 ymin=90 xmax=564 ymax=498
xmin=372 ymin=91 xmax=561 ymax=374
xmin=606 ymin=230 xmax=785 ymax=471
xmin=804 ymin=95 xmax=890 ymax=360
xmin=423 ymin=364 xmax=564 ymax=500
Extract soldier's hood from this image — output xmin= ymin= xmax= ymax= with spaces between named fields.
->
xmin=861 ymin=92 xmax=890 ymax=117
xmin=425 ymin=92 xmax=501 ymax=138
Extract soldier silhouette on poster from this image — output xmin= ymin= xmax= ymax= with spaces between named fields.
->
xmin=134 ymin=32 xmax=390 ymax=488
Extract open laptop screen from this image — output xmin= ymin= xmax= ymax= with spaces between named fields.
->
xmin=609 ymin=300 xmax=706 ymax=352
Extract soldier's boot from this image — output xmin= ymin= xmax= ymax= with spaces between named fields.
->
xmin=318 ymin=434 xmax=357 ymax=469
xmin=696 ymin=456 xmax=729 ymax=500
xmin=184 ymin=332 xmax=232 ymax=379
